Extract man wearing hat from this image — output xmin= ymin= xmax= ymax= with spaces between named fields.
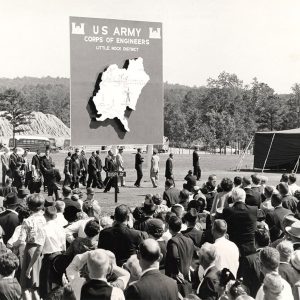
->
xmin=1 ymin=147 xmax=10 ymax=186
xmin=134 ymin=148 xmax=144 ymax=188
xmin=192 ymin=146 xmax=201 ymax=180
xmin=150 ymin=149 xmax=159 ymax=188
xmin=286 ymin=221 xmax=300 ymax=248
xmin=0 ymin=193 xmax=21 ymax=244
xmin=133 ymin=198 xmax=157 ymax=232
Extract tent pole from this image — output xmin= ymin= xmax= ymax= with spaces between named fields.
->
xmin=262 ymin=133 xmax=276 ymax=173
xmin=292 ymin=155 xmax=300 ymax=174
xmin=235 ymin=135 xmax=253 ymax=172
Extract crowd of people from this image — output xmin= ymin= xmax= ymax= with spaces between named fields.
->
xmin=0 ymin=146 xmax=299 ymax=300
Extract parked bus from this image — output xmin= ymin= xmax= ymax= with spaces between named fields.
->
xmin=8 ymin=136 xmax=50 ymax=152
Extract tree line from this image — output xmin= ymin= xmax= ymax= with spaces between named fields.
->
xmin=0 ymin=74 xmax=299 ymax=152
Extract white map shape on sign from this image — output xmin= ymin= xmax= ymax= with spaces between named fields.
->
xmin=92 ymin=57 xmax=150 ymax=132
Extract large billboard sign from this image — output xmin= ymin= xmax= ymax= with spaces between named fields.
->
xmin=70 ymin=17 xmax=163 ymax=145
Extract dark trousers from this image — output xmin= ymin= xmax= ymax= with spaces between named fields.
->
xmin=104 ymin=175 xmax=119 ymax=193
xmin=96 ymin=171 xmax=104 ymax=188
xmin=29 ymin=181 xmax=41 ymax=194
xmin=193 ymin=166 xmax=201 ymax=180
xmin=80 ymin=170 xmax=87 ymax=186
xmin=87 ymin=171 xmax=100 ymax=188
xmin=48 ymin=184 xmax=59 ymax=200
xmin=135 ymin=168 xmax=143 ymax=186
xmin=64 ymin=173 xmax=71 ymax=187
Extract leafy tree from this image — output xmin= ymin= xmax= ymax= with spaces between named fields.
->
xmin=0 ymin=89 xmax=34 ymax=147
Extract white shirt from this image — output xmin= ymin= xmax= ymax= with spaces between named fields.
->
xmin=256 ymin=276 xmax=293 ymax=300
xmin=289 ymin=182 xmax=300 ymax=195
xmin=56 ymin=212 xmax=68 ymax=227
xmin=65 ymin=217 xmax=95 ymax=243
xmin=214 ymin=236 xmax=239 ymax=277
xmin=42 ymin=219 xmax=66 ymax=254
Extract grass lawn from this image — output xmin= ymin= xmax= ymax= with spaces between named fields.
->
xmin=1 ymin=151 xmax=285 ymax=215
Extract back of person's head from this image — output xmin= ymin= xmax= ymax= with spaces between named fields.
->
xmin=208 ymin=174 xmax=217 ymax=181
xmin=171 ymin=204 xmax=184 ymax=218
xmin=84 ymin=220 xmax=100 ymax=238
xmin=264 ymin=186 xmax=274 ymax=199
xmin=280 ymin=173 xmax=289 ymax=183
xmin=276 ymin=240 xmax=293 ymax=262
xmin=277 ymin=182 xmax=289 ymax=195
xmin=114 ymin=204 xmax=129 ymax=223
xmin=165 ymin=179 xmax=174 ymax=188
xmin=271 ymin=193 xmax=282 ymax=208
xmin=44 ymin=206 xmax=57 ymax=220
xmin=55 ymin=200 xmax=66 ymax=213
xmin=199 ymin=243 xmax=217 ymax=265
xmin=87 ymin=249 xmax=110 ymax=279
xmin=62 ymin=186 xmax=72 ymax=197
xmin=183 ymin=208 xmax=198 ymax=225
xmin=263 ymin=271 xmax=284 ymax=299
xmin=220 ymin=178 xmax=233 ymax=192
xmin=187 ymin=199 xmax=205 ymax=213
xmin=242 ymin=176 xmax=251 ymax=187
xmin=251 ymin=174 xmax=261 ymax=185
xmin=17 ymin=206 xmax=30 ymax=223
xmin=96 ymin=150 xmax=100 ymax=155
xmin=232 ymin=187 xmax=246 ymax=203
xmin=146 ymin=219 xmax=164 ymax=239
xmin=255 ymin=223 xmax=270 ymax=247
xmin=100 ymin=216 xmax=113 ymax=229
xmin=124 ymin=254 xmax=142 ymax=280
xmin=64 ymin=206 xmax=81 ymax=223
xmin=152 ymin=194 xmax=162 ymax=205
xmin=288 ymin=173 xmax=297 ymax=184
xmin=165 ymin=211 xmax=176 ymax=224
xmin=234 ymin=176 xmax=242 ymax=187
xmin=260 ymin=247 xmax=280 ymax=273
xmin=27 ymin=193 xmax=45 ymax=212
xmin=219 ymin=268 xmax=235 ymax=287
xmin=260 ymin=176 xmax=268 ymax=185
xmin=0 ymin=252 xmax=19 ymax=277
xmin=168 ymin=215 xmax=182 ymax=233
xmin=138 ymin=239 xmax=161 ymax=263
xmin=179 ymin=189 xmax=190 ymax=203
xmin=155 ymin=211 xmax=167 ymax=223
xmin=213 ymin=219 xmax=227 ymax=238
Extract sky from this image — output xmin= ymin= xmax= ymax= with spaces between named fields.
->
xmin=1 ymin=0 xmax=300 ymax=93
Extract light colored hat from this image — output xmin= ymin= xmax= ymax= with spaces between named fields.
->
xmin=291 ymin=250 xmax=300 ymax=271
xmin=286 ymin=220 xmax=300 ymax=238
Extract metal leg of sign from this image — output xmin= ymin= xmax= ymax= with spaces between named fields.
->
xmin=115 ymin=187 xmax=118 ymax=203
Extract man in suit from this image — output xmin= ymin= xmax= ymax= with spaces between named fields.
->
xmin=223 ymin=187 xmax=258 ymax=257
xmin=87 ymin=152 xmax=100 ymax=189
xmin=9 ymin=147 xmax=19 ymax=175
xmin=165 ymin=153 xmax=175 ymax=186
xmin=103 ymin=151 xmax=119 ymax=193
xmin=1 ymin=147 xmax=10 ymax=186
xmin=116 ymin=148 xmax=125 ymax=187
xmin=196 ymin=243 xmax=220 ymax=300
xmin=237 ymin=223 xmax=270 ymax=297
xmin=192 ymin=146 xmax=201 ymax=180
xmin=242 ymin=176 xmax=262 ymax=207
xmin=44 ymin=162 xmax=61 ymax=200
xmin=278 ymin=182 xmax=297 ymax=213
xmin=134 ymin=148 xmax=144 ymax=187
xmin=70 ymin=148 xmax=81 ymax=189
xmin=63 ymin=152 xmax=72 ymax=187
xmin=40 ymin=147 xmax=53 ymax=192
xmin=98 ymin=204 xmax=147 ymax=266
xmin=95 ymin=150 xmax=104 ymax=188
xmin=165 ymin=216 xmax=194 ymax=296
xmin=31 ymin=149 xmax=41 ymax=173
xmin=80 ymin=249 xmax=125 ymax=300
xmin=0 ymin=193 xmax=21 ymax=244
xmin=150 ymin=149 xmax=159 ymax=188
xmin=125 ymin=239 xmax=178 ymax=300
xmin=163 ymin=179 xmax=180 ymax=207
xmin=79 ymin=150 xmax=88 ymax=186
xmin=265 ymin=193 xmax=293 ymax=242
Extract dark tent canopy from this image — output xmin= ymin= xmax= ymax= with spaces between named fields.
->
xmin=254 ymin=128 xmax=300 ymax=170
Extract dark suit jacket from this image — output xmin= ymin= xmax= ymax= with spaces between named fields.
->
xmin=45 ymin=168 xmax=61 ymax=186
xmin=282 ymin=195 xmax=297 ymax=213
xmin=95 ymin=155 xmax=102 ymax=171
xmin=81 ymin=279 xmax=113 ymax=300
xmin=223 ymin=201 xmax=257 ymax=256
xmin=40 ymin=155 xmax=52 ymax=173
xmin=31 ymin=154 xmax=41 ymax=170
xmin=165 ymin=158 xmax=173 ymax=178
xmin=70 ymin=155 xmax=81 ymax=179
xmin=265 ymin=206 xmax=292 ymax=241
xmin=135 ymin=153 xmax=144 ymax=170
xmin=80 ymin=155 xmax=88 ymax=171
xmin=98 ymin=223 xmax=147 ymax=266
xmin=165 ymin=233 xmax=194 ymax=280
xmin=237 ymin=251 xmax=262 ymax=297
xmin=125 ymin=269 xmax=178 ymax=300
xmin=0 ymin=210 xmax=20 ymax=244
xmin=244 ymin=187 xmax=261 ymax=207
xmin=63 ymin=197 xmax=81 ymax=211
xmin=193 ymin=151 xmax=200 ymax=167
xmin=279 ymin=262 xmax=300 ymax=299
xmin=163 ymin=187 xmax=180 ymax=207
xmin=182 ymin=227 xmax=203 ymax=248
xmin=88 ymin=156 xmax=97 ymax=174
xmin=197 ymin=266 xmax=220 ymax=300
xmin=9 ymin=153 xmax=19 ymax=171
